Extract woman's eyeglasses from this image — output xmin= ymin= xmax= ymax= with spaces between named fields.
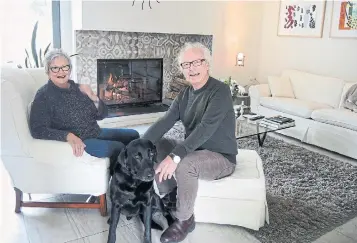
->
xmin=50 ymin=65 xmax=71 ymax=73
xmin=180 ymin=59 xmax=206 ymax=69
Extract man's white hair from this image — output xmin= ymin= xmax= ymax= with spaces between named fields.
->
xmin=177 ymin=42 xmax=212 ymax=71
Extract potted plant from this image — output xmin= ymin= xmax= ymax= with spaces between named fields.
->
xmin=24 ymin=21 xmax=51 ymax=68
xmin=22 ymin=21 xmax=79 ymax=69
xmin=221 ymin=76 xmax=248 ymax=105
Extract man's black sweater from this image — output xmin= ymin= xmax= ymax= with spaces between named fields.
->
xmin=29 ymin=80 xmax=108 ymax=141
xmin=143 ymin=77 xmax=237 ymax=164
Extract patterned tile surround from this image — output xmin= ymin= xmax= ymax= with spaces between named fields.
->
xmin=74 ymin=30 xmax=213 ymax=98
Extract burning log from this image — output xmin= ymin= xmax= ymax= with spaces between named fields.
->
xmin=107 ymin=73 xmax=115 ymax=86
xmin=104 ymin=90 xmax=113 ymax=100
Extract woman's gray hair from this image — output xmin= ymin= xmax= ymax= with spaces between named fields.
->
xmin=176 ymin=42 xmax=212 ymax=70
xmin=44 ymin=48 xmax=72 ymax=74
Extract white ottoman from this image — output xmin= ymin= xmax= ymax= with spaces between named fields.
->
xmin=194 ymin=149 xmax=269 ymax=231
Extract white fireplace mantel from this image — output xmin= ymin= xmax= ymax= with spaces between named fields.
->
xmin=98 ymin=112 xmax=165 ymax=129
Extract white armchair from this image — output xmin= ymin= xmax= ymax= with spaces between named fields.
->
xmin=0 ymin=65 xmax=110 ymax=216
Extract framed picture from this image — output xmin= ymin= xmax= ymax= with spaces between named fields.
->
xmin=277 ymin=0 xmax=326 ymax=37
xmin=330 ymin=0 xmax=357 ymax=38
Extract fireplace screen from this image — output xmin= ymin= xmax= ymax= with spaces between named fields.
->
xmin=97 ymin=59 xmax=163 ymax=107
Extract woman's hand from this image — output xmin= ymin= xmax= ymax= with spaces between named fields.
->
xmin=66 ymin=133 xmax=86 ymax=157
xmin=79 ymin=84 xmax=98 ymax=102
xmin=155 ymin=156 xmax=178 ymax=183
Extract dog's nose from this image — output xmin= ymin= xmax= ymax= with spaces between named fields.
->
xmin=147 ymin=172 xmax=154 ymax=178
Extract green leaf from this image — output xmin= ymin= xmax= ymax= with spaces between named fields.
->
xmin=25 ymin=57 xmax=29 ymax=68
xmin=25 ymin=49 xmax=33 ymax=68
xmin=25 ymin=48 xmax=30 ymax=60
xmin=39 ymin=48 xmax=43 ymax=67
xmin=44 ymin=43 xmax=51 ymax=56
xmin=31 ymin=21 xmax=39 ymax=67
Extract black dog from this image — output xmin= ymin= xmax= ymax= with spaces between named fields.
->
xmin=107 ymin=138 xmax=174 ymax=243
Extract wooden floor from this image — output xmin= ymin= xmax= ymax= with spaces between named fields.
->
xmin=1 ymin=129 xmax=357 ymax=243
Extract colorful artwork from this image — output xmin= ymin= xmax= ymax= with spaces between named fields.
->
xmin=330 ymin=1 xmax=357 ymax=38
xmin=278 ymin=0 xmax=326 ymax=37
xmin=338 ymin=1 xmax=357 ymax=30
xmin=283 ymin=4 xmax=317 ymax=29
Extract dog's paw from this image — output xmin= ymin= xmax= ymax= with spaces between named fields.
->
xmin=152 ymin=212 xmax=168 ymax=230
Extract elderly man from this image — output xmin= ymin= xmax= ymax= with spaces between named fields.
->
xmin=142 ymin=42 xmax=237 ymax=243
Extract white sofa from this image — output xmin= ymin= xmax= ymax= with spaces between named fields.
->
xmin=249 ymin=69 xmax=357 ymax=160
xmin=1 ymin=65 xmax=110 ymax=215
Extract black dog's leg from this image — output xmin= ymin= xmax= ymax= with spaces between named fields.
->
xmin=143 ymin=203 xmax=152 ymax=243
xmin=107 ymin=204 xmax=121 ymax=243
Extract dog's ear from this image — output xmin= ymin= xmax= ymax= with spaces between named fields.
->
xmin=151 ymin=145 xmax=159 ymax=163
xmin=118 ymin=148 xmax=128 ymax=167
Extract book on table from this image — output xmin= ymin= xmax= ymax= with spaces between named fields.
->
xmin=265 ymin=115 xmax=294 ymax=124
xmin=259 ymin=115 xmax=295 ymax=129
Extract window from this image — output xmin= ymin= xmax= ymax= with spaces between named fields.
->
xmin=1 ymin=0 xmax=61 ymax=66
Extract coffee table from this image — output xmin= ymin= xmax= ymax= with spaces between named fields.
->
xmin=235 ymin=117 xmax=295 ymax=146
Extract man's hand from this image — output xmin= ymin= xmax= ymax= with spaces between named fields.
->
xmin=155 ymin=156 xmax=178 ymax=183
xmin=66 ymin=133 xmax=86 ymax=157
xmin=79 ymin=84 xmax=98 ymax=102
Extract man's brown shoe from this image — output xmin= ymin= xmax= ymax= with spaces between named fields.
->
xmin=160 ymin=214 xmax=195 ymax=243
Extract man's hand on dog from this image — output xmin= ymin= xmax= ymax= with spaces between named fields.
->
xmin=156 ymin=156 xmax=178 ymax=182
xmin=66 ymin=132 xmax=86 ymax=157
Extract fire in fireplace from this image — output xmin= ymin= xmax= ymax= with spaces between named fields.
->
xmin=97 ymin=58 xmax=163 ymax=107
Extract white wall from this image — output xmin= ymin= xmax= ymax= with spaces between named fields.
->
xmin=257 ymin=1 xmax=357 ymax=83
xmin=61 ymin=0 xmax=263 ymax=85
xmin=214 ymin=1 xmax=263 ymax=85
xmin=81 ymin=0 xmax=220 ymax=35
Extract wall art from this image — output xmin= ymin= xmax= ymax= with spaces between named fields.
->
xmin=277 ymin=0 xmax=326 ymax=37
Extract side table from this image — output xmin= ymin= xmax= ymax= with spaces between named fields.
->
xmin=233 ymin=95 xmax=250 ymax=106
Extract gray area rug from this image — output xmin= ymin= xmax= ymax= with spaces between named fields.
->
xmin=164 ymin=125 xmax=357 ymax=243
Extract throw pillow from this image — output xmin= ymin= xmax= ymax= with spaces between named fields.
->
xmin=342 ymin=83 xmax=357 ymax=113
xmin=268 ymin=76 xmax=295 ymax=98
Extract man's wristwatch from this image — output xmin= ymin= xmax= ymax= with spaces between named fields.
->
xmin=169 ymin=153 xmax=181 ymax=164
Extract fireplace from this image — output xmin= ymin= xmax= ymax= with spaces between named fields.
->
xmin=97 ymin=58 xmax=163 ymax=108
xmin=76 ymin=30 xmax=213 ymax=118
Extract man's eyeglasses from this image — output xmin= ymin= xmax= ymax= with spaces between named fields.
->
xmin=180 ymin=59 xmax=206 ymax=69
xmin=50 ymin=65 xmax=71 ymax=73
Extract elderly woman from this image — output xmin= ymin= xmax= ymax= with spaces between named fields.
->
xmin=29 ymin=49 xmax=139 ymax=172
xmin=142 ymin=42 xmax=237 ymax=243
